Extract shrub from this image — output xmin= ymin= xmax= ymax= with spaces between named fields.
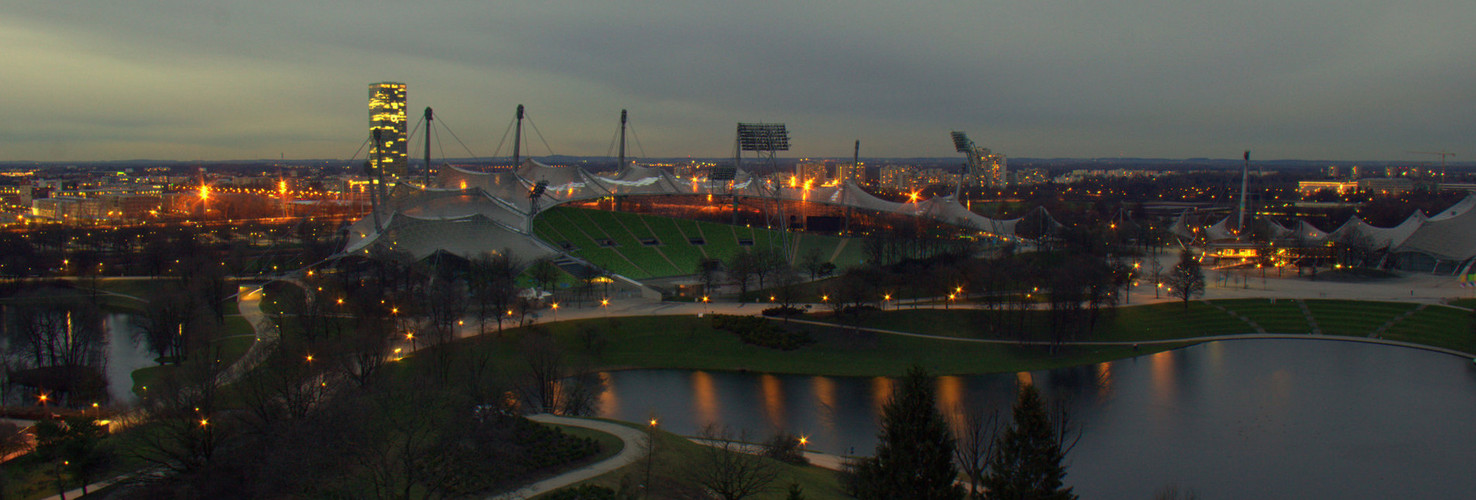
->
xmin=709 ymin=315 xmax=814 ymax=351
xmin=761 ymin=306 xmax=805 ymax=317
xmin=763 ymin=432 xmax=810 ymax=465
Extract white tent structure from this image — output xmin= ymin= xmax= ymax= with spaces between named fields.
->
xmin=344 ymin=159 xmax=1048 ymax=264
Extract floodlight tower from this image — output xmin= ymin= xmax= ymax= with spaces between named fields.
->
xmin=710 ymin=165 xmax=739 ymax=224
xmin=736 ymin=123 xmax=791 ymax=255
xmin=951 ymin=131 xmax=982 ymax=199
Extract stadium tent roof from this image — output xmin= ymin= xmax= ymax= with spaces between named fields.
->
xmin=1204 ymin=215 xmax=1236 ymax=241
xmin=348 ymin=159 xmax=1056 ymax=262
xmin=1428 ymin=194 xmax=1476 ymax=221
xmin=588 ymin=164 xmax=685 ymax=196
xmin=1328 ymin=211 xmax=1427 ymax=250
xmin=344 ymin=213 xmax=559 ymax=261
xmin=1169 ymin=211 xmax=1197 ymax=239
xmin=920 ymin=196 xmax=1024 ymax=239
xmin=1396 ymin=204 xmax=1476 ymax=262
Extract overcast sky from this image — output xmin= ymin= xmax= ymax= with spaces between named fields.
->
xmin=2 ymin=1 xmax=1471 ymax=162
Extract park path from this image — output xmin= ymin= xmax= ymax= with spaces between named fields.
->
xmin=39 ymin=284 xmax=281 ymax=500
xmin=489 ymin=414 xmax=648 ymax=499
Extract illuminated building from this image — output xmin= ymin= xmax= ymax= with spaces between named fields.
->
xmin=835 ymin=161 xmax=865 ymax=185
xmin=795 ymin=161 xmax=830 ymax=184
xmin=369 ymin=82 xmax=408 ymax=183
xmin=879 ymin=165 xmax=912 ymax=190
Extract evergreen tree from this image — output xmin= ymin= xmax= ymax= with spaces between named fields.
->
xmin=853 ymin=365 xmax=964 ymax=500
xmin=983 ymin=385 xmax=1077 ymax=500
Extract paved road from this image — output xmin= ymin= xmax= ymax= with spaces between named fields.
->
xmin=490 ymin=414 xmax=648 ymax=499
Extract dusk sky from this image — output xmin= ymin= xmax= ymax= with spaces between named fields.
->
xmin=2 ymin=1 xmax=1470 ymax=162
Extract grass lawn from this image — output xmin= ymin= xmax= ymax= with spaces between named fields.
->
xmin=410 ymin=315 xmax=1181 ymax=378
xmin=1303 ymin=300 xmax=1417 ymax=337
xmin=1211 ymin=298 xmax=1312 ymax=334
xmin=804 ymin=302 xmax=1251 ymax=343
xmin=567 ymin=419 xmax=847 ymax=499
xmin=1381 ymin=305 xmax=1476 ymax=353
xmin=130 ymin=316 xmax=258 ymax=397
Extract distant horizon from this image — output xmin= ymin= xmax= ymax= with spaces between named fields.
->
xmin=2 ymin=155 xmax=1469 ymax=169
xmin=3 ymin=2 xmax=1471 ymax=163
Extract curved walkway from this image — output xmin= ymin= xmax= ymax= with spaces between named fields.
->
xmin=781 ymin=317 xmax=1476 ymax=360
xmin=221 ymin=285 xmax=280 ymax=383
xmin=490 ymin=414 xmax=647 ymax=499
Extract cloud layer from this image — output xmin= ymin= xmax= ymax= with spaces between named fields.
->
xmin=2 ymin=1 xmax=1471 ymax=161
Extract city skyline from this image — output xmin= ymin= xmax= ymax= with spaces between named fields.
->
xmin=1 ymin=1 xmax=1471 ymax=162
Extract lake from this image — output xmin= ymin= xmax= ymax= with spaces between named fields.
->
xmin=594 ymin=339 xmax=1476 ymax=499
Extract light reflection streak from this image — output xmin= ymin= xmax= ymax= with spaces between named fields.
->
xmin=692 ymin=371 xmax=719 ymax=428
xmin=760 ymin=373 xmax=786 ymax=430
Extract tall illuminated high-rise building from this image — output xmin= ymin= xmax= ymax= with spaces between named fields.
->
xmin=369 ymin=82 xmax=408 ymax=183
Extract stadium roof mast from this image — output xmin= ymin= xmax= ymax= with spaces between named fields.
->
xmin=1237 ymin=150 xmax=1250 ymax=238
xmin=423 ymin=107 xmax=434 ymax=187
xmin=951 ymin=131 xmax=982 ymax=199
xmin=618 ymin=109 xmax=628 ymax=173
xmin=736 ymin=123 xmax=792 ymax=255
xmin=513 ymin=104 xmax=525 ymax=168
xmin=366 ymin=129 xmax=387 ymax=232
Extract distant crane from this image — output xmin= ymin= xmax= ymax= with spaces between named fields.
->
xmin=1408 ymin=151 xmax=1457 ymax=179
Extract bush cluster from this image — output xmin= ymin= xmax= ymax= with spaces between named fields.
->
xmin=761 ymin=306 xmax=805 ymax=317
xmin=710 ymin=314 xmax=814 ymax=351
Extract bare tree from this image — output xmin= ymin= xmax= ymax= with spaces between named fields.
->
xmin=519 ymin=329 xmax=566 ymax=413
xmin=951 ymin=406 xmax=1000 ymax=499
xmin=132 ymin=288 xmax=201 ymax=365
xmin=126 ymin=352 xmax=228 ymax=475
xmin=691 ymin=425 xmax=782 ymax=500
xmin=424 ymin=275 xmax=468 ymax=382
xmin=335 ymin=314 xmax=396 ymax=388
xmin=468 ymin=251 xmax=518 ymax=335
xmin=344 ymin=378 xmax=455 ymax=500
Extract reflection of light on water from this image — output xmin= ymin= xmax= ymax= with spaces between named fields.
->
xmin=811 ymin=376 xmax=837 ymax=431
xmin=597 ymin=372 xmax=619 ymax=416
xmin=692 ymin=371 xmax=719 ymax=428
xmin=1095 ymin=362 xmax=1114 ymax=396
xmin=936 ymin=376 xmax=966 ymax=436
xmin=1150 ymin=350 xmax=1176 ymax=405
xmin=760 ymin=374 xmax=786 ymax=430
xmin=870 ymin=376 xmax=894 ymax=416
xmin=1016 ymin=372 xmax=1034 ymax=387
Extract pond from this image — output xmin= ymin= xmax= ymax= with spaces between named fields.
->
xmin=594 ymin=339 xmax=1476 ymax=499
xmin=1 ymin=306 xmax=156 ymax=405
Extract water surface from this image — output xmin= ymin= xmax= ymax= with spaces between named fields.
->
xmin=595 ymin=340 xmax=1476 ymax=499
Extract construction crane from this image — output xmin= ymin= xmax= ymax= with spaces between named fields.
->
xmin=1408 ymin=151 xmax=1457 ymax=179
